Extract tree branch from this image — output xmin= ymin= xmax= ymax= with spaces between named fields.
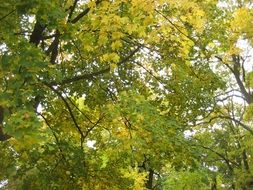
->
xmin=197 ymin=144 xmax=236 ymax=171
xmin=196 ymin=114 xmax=253 ymax=136
xmin=43 ymin=83 xmax=85 ymax=147
xmin=231 ymin=55 xmax=253 ymax=104
xmin=71 ymin=0 xmax=102 ymax=24
xmin=45 ymin=30 xmax=60 ymax=64
xmin=155 ymin=9 xmax=195 ymax=44
xmin=0 ymin=9 xmax=16 ymax=22
xmin=216 ymin=55 xmax=253 ymax=104
xmin=67 ymin=0 xmax=79 ymax=22
xmin=38 ymin=112 xmax=67 ymax=162
xmin=53 ymin=46 xmax=140 ymax=86
xmin=83 ymin=114 xmax=104 ymax=139
xmin=64 ymin=95 xmax=95 ymax=125
xmin=219 ymin=115 xmax=253 ymax=135
xmin=29 ymin=21 xmax=46 ymax=46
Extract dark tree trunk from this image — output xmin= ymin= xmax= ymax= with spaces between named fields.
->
xmin=146 ymin=169 xmax=154 ymax=190
xmin=29 ymin=21 xmax=45 ymax=46
xmin=0 ymin=106 xmax=10 ymax=141
xmin=211 ymin=176 xmax=217 ymax=190
xmin=242 ymin=150 xmax=250 ymax=172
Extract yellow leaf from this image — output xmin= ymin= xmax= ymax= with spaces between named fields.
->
xmin=98 ymin=33 xmax=108 ymax=45
xmin=143 ymin=16 xmax=154 ymax=25
xmin=101 ymin=53 xmax=120 ymax=63
xmin=111 ymin=40 xmax=122 ymax=50
xmin=87 ymin=1 xmax=96 ymax=8
xmin=125 ymin=24 xmax=137 ymax=35
xmin=84 ymin=45 xmax=93 ymax=52
xmin=110 ymin=52 xmax=120 ymax=63
xmin=112 ymin=31 xmax=124 ymax=40
xmin=110 ymin=63 xmax=118 ymax=71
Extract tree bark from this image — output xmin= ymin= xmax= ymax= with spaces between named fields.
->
xmin=146 ymin=169 xmax=154 ymax=190
xmin=0 ymin=106 xmax=10 ymax=141
xmin=210 ymin=176 xmax=217 ymax=190
xmin=29 ymin=21 xmax=46 ymax=46
xmin=232 ymin=55 xmax=253 ymax=104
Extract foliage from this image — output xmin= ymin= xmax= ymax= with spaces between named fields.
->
xmin=0 ymin=0 xmax=253 ymax=189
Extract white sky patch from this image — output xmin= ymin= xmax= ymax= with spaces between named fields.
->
xmin=37 ymin=103 xmax=43 ymax=113
xmin=237 ymin=39 xmax=253 ymax=71
xmin=0 ymin=179 xmax=8 ymax=188
xmin=87 ymin=140 xmax=96 ymax=149
xmin=28 ymin=15 xmax=35 ymax=23
xmin=184 ymin=130 xmax=196 ymax=138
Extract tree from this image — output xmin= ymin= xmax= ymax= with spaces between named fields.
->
xmin=185 ymin=1 xmax=253 ymax=189
xmin=0 ymin=0 xmax=252 ymax=189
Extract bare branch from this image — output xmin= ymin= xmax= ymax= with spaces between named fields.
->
xmin=215 ymin=55 xmax=253 ymax=104
xmin=45 ymin=30 xmax=60 ymax=64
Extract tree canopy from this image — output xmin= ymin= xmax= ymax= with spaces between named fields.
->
xmin=0 ymin=0 xmax=253 ymax=189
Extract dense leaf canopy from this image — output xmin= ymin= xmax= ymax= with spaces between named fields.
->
xmin=0 ymin=0 xmax=253 ymax=189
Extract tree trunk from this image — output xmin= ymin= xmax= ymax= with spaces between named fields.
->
xmin=211 ymin=176 xmax=217 ymax=190
xmin=0 ymin=106 xmax=10 ymax=141
xmin=146 ymin=169 xmax=154 ymax=190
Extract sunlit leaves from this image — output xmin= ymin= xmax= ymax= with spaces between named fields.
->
xmin=244 ymin=103 xmax=253 ymax=121
xmin=100 ymin=52 xmax=120 ymax=63
xmin=4 ymin=110 xmax=44 ymax=149
xmin=231 ymin=7 xmax=253 ymax=43
xmin=245 ymin=71 xmax=253 ymax=88
xmin=121 ymin=166 xmax=147 ymax=190
xmin=163 ymin=170 xmax=210 ymax=190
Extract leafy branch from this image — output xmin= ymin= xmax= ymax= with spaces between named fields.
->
xmin=71 ymin=0 xmax=103 ymax=23
xmin=53 ymin=46 xmax=140 ymax=86
xmin=43 ymin=83 xmax=85 ymax=148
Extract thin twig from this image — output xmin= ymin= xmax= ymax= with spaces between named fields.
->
xmin=43 ymin=83 xmax=85 ymax=148
xmin=0 ymin=9 xmax=16 ymax=22
xmin=83 ymin=115 xmax=104 ymax=139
